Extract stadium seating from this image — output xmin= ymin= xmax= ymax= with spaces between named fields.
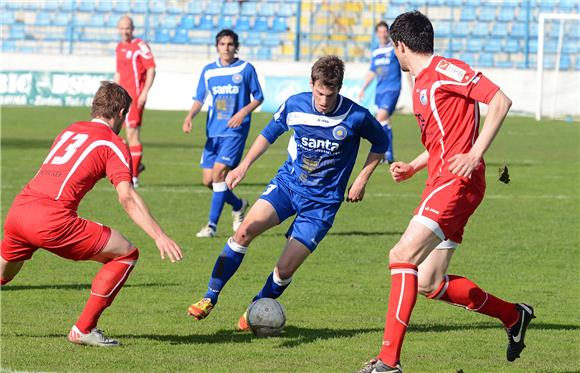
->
xmin=1 ymin=0 xmax=577 ymax=70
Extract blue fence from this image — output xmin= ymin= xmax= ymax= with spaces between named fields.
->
xmin=1 ymin=0 xmax=579 ymax=70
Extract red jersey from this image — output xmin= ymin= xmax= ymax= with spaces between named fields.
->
xmin=16 ymin=119 xmax=132 ymax=211
xmin=412 ymin=56 xmax=499 ymax=185
xmin=116 ymin=38 xmax=156 ymax=98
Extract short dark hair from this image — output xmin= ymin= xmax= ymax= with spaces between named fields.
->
xmin=389 ymin=11 xmax=434 ymax=54
xmin=215 ymin=29 xmax=239 ymax=50
xmin=375 ymin=21 xmax=389 ymax=32
xmin=91 ymin=81 xmax=132 ymax=120
xmin=311 ymin=56 xmax=344 ymax=90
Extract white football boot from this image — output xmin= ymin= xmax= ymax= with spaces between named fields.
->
xmin=68 ymin=325 xmax=120 ymax=347
xmin=196 ymin=224 xmax=216 ymax=238
xmin=232 ymin=199 xmax=249 ymax=232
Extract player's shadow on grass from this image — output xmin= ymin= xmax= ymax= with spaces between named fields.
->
xmin=410 ymin=321 xmax=580 ymax=333
xmin=327 ymin=230 xmax=403 ymax=237
xmin=118 ymin=326 xmax=383 ymax=347
xmin=1 ymin=282 xmax=178 ymax=291
xmin=1 ymin=138 xmax=53 ymax=149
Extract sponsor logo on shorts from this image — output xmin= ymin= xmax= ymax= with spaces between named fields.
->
xmin=232 ymin=73 xmax=243 ymax=84
xmin=332 ymin=125 xmax=347 ymax=140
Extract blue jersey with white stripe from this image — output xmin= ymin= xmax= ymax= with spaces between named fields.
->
xmin=261 ymin=92 xmax=388 ymax=204
xmin=370 ymin=42 xmax=402 ymax=94
xmin=194 ymin=58 xmax=263 ymax=138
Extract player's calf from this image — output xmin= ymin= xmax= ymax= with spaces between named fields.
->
xmin=75 ymin=248 xmax=139 ymax=333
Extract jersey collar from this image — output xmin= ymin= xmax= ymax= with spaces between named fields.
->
xmin=415 ymin=54 xmax=437 ymax=80
xmin=310 ymin=94 xmax=344 ymax=116
xmin=216 ymin=58 xmax=239 ymax=67
xmin=91 ymin=118 xmax=111 ymax=128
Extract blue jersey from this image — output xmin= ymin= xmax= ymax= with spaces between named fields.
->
xmin=261 ymin=92 xmax=388 ymax=204
xmin=194 ymin=58 xmax=263 ymax=138
xmin=370 ymin=42 xmax=402 ymax=94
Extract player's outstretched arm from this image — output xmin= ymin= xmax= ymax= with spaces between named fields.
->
xmin=390 ymin=150 xmax=429 ymax=183
xmin=347 ymin=151 xmax=384 ymax=203
xmin=227 ymin=99 xmax=263 ymax=128
xmin=226 ymin=135 xmax=271 ymax=189
xmin=448 ymin=90 xmax=512 ymax=177
xmin=182 ymin=100 xmax=203 ymax=133
xmin=115 ymin=181 xmax=183 ymax=262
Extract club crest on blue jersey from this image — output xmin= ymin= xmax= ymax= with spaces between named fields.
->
xmin=333 ymin=126 xmax=347 ymax=140
xmin=232 ymin=73 xmax=243 ymax=84
xmin=420 ymin=89 xmax=428 ymax=106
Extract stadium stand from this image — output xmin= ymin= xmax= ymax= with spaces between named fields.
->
xmin=1 ymin=0 xmax=578 ymax=70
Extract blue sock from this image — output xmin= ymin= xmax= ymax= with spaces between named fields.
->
xmin=253 ymin=271 xmax=292 ymax=302
xmin=208 ymin=182 xmax=228 ymax=227
xmin=205 ymin=237 xmax=248 ymax=304
xmin=225 ymin=189 xmax=243 ymax=211
xmin=381 ymin=121 xmax=394 ymax=162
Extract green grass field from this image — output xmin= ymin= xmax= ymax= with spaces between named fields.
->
xmin=1 ymin=106 xmax=579 ymax=372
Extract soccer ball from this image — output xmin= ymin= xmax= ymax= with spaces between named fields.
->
xmin=246 ymin=298 xmax=286 ymax=337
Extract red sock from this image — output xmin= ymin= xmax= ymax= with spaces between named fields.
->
xmin=378 ymin=263 xmax=418 ymax=367
xmin=427 ymin=274 xmax=519 ymax=327
xmin=75 ymin=248 xmax=139 ymax=333
xmin=129 ymin=145 xmax=143 ymax=177
xmin=1 ymin=278 xmax=10 ymax=286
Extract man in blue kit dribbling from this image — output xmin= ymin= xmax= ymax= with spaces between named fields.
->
xmin=187 ymin=56 xmax=389 ymax=330
xmin=359 ymin=21 xmax=402 ymax=164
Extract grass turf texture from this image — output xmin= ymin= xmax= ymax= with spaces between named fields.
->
xmin=1 ymin=107 xmax=578 ymax=372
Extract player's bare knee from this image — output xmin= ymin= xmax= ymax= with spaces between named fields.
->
xmin=389 ymin=243 xmax=411 ymax=264
xmin=202 ymin=179 xmax=213 ymax=189
xmin=233 ymin=225 xmax=254 ymax=246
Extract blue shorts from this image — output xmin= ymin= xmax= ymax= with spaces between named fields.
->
xmin=200 ymin=136 xmax=246 ymax=169
xmin=375 ymin=90 xmax=400 ymax=116
xmin=259 ymin=177 xmax=341 ymax=252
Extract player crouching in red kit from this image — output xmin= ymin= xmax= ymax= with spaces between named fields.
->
xmin=1 ymin=82 xmax=182 ymax=347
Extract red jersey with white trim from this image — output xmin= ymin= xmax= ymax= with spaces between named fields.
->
xmin=413 ymin=56 xmax=499 ymax=184
xmin=16 ymin=120 xmax=132 ymax=211
xmin=116 ymin=38 xmax=156 ymax=98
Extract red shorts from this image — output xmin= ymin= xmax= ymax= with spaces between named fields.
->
xmin=1 ymin=201 xmax=111 ymax=262
xmin=413 ymin=177 xmax=485 ymax=244
xmin=124 ymin=99 xmax=145 ymax=128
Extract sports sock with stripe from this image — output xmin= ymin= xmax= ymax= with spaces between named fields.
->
xmin=208 ymin=182 xmax=228 ymax=227
xmin=378 ymin=263 xmax=418 ymax=367
xmin=205 ymin=237 xmax=247 ymax=304
xmin=75 ymin=248 xmax=139 ymax=333
xmin=427 ymin=274 xmax=519 ymax=327
xmin=253 ymin=270 xmax=292 ymax=301
xmin=129 ymin=145 xmax=142 ymax=177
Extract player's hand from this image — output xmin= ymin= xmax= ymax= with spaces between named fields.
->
xmin=390 ymin=161 xmax=415 ymax=182
xmin=357 ymin=90 xmax=366 ymax=102
xmin=154 ymin=235 xmax=183 ymax=263
xmin=448 ymin=152 xmax=481 ymax=178
xmin=227 ymin=110 xmax=247 ymax=128
xmin=137 ymin=93 xmax=147 ymax=109
xmin=346 ymin=178 xmax=366 ymax=203
xmin=182 ymin=117 xmax=192 ymax=133
xmin=226 ymin=166 xmax=247 ymax=189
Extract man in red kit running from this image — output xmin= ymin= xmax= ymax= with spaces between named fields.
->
xmin=356 ymin=11 xmax=534 ymax=373
xmin=115 ymin=16 xmax=156 ymax=187
xmin=1 ymin=82 xmax=182 ymax=347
